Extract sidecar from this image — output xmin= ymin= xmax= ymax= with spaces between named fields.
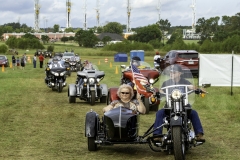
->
xmin=85 ymin=107 xmax=143 ymax=151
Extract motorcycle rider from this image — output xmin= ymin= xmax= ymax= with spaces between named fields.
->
xmin=153 ymin=64 xmax=205 ymax=142
xmin=76 ymin=60 xmax=94 ymax=95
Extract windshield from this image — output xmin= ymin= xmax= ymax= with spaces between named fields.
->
xmin=178 ymin=53 xmax=198 ymax=59
xmin=0 ymin=56 xmax=5 ymax=60
xmin=159 ymin=64 xmax=196 ymax=105
xmin=63 ymin=53 xmax=74 ymax=57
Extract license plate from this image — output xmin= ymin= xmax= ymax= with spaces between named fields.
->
xmin=188 ymin=61 xmax=194 ymax=64
xmin=90 ymin=87 xmax=95 ymax=91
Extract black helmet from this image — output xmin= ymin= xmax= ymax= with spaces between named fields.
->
xmin=131 ymin=56 xmax=141 ymax=67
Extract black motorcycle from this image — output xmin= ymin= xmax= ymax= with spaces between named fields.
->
xmin=45 ymin=62 xmax=69 ymax=93
xmin=85 ymin=65 xmax=210 ymax=160
xmin=68 ymin=56 xmax=81 ymax=72
xmin=68 ymin=64 xmax=108 ymax=105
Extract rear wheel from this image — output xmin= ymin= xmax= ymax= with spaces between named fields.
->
xmin=69 ymin=96 xmax=76 ymax=103
xmin=88 ymin=137 xmax=97 ymax=151
xmin=172 ymin=126 xmax=185 ymax=160
xmin=107 ymin=91 xmax=111 ymax=105
xmin=150 ymin=104 xmax=159 ymax=111
xmin=100 ymin=96 xmax=107 ymax=103
xmin=90 ymin=91 xmax=96 ymax=106
xmin=143 ymin=97 xmax=150 ymax=114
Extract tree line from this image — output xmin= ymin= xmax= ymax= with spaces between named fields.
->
xmin=0 ymin=12 xmax=240 ymax=54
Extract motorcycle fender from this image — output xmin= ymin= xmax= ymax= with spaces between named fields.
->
xmin=100 ymin=84 xmax=108 ymax=96
xmin=85 ymin=111 xmax=97 ymax=137
xmin=68 ymin=84 xmax=77 ymax=97
xmin=170 ymin=116 xmax=182 ymax=126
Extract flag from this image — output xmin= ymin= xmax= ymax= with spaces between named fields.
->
xmin=131 ymin=63 xmax=148 ymax=84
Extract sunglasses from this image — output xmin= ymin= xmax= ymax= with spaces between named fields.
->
xmin=121 ymin=92 xmax=130 ymax=95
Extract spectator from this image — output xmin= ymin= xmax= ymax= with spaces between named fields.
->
xmin=12 ymin=53 xmax=16 ymax=70
xmin=16 ymin=57 xmax=20 ymax=69
xmin=33 ymin=55 xmax=37 ymax=68
xmin=20 ymin=55 xmax=25 ymax=70
xmin=39 ymin=53 xmax=44 ymax=68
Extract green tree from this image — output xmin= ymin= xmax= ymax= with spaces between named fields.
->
xmin=75 ymin=29 xmax=98 ymax=47
xmin=132 ymin=24 xmax=161 ymax=43
xmin=102 ymin=36 xmax=112 ymax=44
xmin=103 ymin=22 xmax=123 ymax=34
xmin=41 ymin=35 xmax=50 ymax=44
xmin=0 ymin=44 xmax=8 ymax=53
xmin=61 ymin=37 xmax=69 ymax=43
xmin=53 ymin=24 xmax=60 ymax=32
xmin=65 ymin=27 xmax=74 ymax=33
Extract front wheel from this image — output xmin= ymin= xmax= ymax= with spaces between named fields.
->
xmin=143 ymin=97 xmax=150 ymax=114
xmin=90 ymin=91 xmax=96 ymax=106
xmin=58 ymin=82 xmax=63 ymax=93
xmin=172 ymin=126 xmax=185 ymax=160
xmin=88 ymin=137 xmax=97 ymax=151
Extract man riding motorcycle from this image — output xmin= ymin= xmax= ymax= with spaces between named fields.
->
xmin=153 ymin=64 xmax=205 ymax=142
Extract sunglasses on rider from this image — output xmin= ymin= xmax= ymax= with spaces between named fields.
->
xmin=121 ymin=92 xmax=130 ymax=95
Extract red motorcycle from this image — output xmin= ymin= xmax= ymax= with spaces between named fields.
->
xmin=107 ymin=61 xmax=160 ymax=114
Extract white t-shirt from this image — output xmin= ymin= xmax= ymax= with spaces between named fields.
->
xmin=154 ymin=55 xmax=161 ymax=60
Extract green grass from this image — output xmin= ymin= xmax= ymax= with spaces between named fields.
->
xmin=0 ymin=45 xmax=240 ymax=159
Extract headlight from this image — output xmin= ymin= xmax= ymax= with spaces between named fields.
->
xmin=60 ymin=72 xmax=65 ymax=76
xmin=51 ymin=71 xmax=59 ymax=76
xmin=171 ymin=89 xmax=182 ymax=100
xmin=89 ymin=78 xmax=95 ymax=84
xmin=96 ymin=78 xmax=101 ymax=82
xmin=149 ymin=78 xmax=154 ymax=84
xmin=83 ymin=78 xmax=87 ymax=82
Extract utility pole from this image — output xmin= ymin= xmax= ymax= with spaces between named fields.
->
xmin=34 ymin=0 xmax=40 ymax=32
xmin=126 ymin=0 xmax=131 ymax=33
xmin=95 ymin=0 xmax=100 ymax=29
xmin=83 ymin=0 xmax=87 ymax=30
xmin=66 ymin=0 xmax=71 ymax=28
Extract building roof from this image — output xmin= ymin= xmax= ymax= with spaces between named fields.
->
xmin=96 ymin=33 xmax=124 ymax=41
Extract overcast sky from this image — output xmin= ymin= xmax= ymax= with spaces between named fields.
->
xmin=0 ymin=0 xmax=239 ymax=29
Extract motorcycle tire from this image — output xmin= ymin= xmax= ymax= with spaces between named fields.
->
xmin=100 ymin=96 xmax=107 ymax=103
xmin=88 ymin=137 xmax=97 ymax=151
xmin=143 ymin=97 xmax=150 ymax=114
xmin=90 ymin=91 xmax=96 ymax=106
xmin=172 ymin=126 xmax=185 ymax=160
xmin=58 ymin=82 xmax=63 ymax=93
xmin=69 ymin=96 xmax=76 ymax=103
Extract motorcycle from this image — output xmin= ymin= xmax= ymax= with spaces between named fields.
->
xmin=68 ymin=56 xmax=81 ymax=72
xmin=85 ymin=65 xmax=210 ymax=160
xmin=68 ymin=64 xmax=108 ymax=106
xmin=45 ymin=61 xmax=69 ymax=93
xmin=107 ymin=61 xmax=160 ymax=114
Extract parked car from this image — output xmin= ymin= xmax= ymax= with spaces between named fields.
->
xmin=0 ymin=55 xmax=9 ymax=67
xmin=161 ymin=50 xmax=199 ymax=76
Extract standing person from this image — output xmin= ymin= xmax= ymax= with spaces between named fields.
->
xmin=39 ymin=53 xmax=44 ymax=68
xmin=103 ymin=84 xmax=146 ymax=114
xmin=12 ymin=53 xmax=16 ymax=70
xmin=33 ymin=55 xmax=37 ymax=68
xmin=20 ymin=55 xmax=25 ymax=70
xmin=24 ymin=53 xmax=27 ymax=65
xmin=16 ymin=57 xmax=20 ymax=69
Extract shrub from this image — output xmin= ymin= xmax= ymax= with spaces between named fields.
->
xmin=0 ymin=44 xmax=8 ymax=53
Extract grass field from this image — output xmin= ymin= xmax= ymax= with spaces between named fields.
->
xmin=0 ymin=46 xmax=240 ymax=159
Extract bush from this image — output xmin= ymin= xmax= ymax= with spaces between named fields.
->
xmin=0 ymin=44 xmax=8 ymax=53
xmin=47 ymin=45 xmax=54 ymax=52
